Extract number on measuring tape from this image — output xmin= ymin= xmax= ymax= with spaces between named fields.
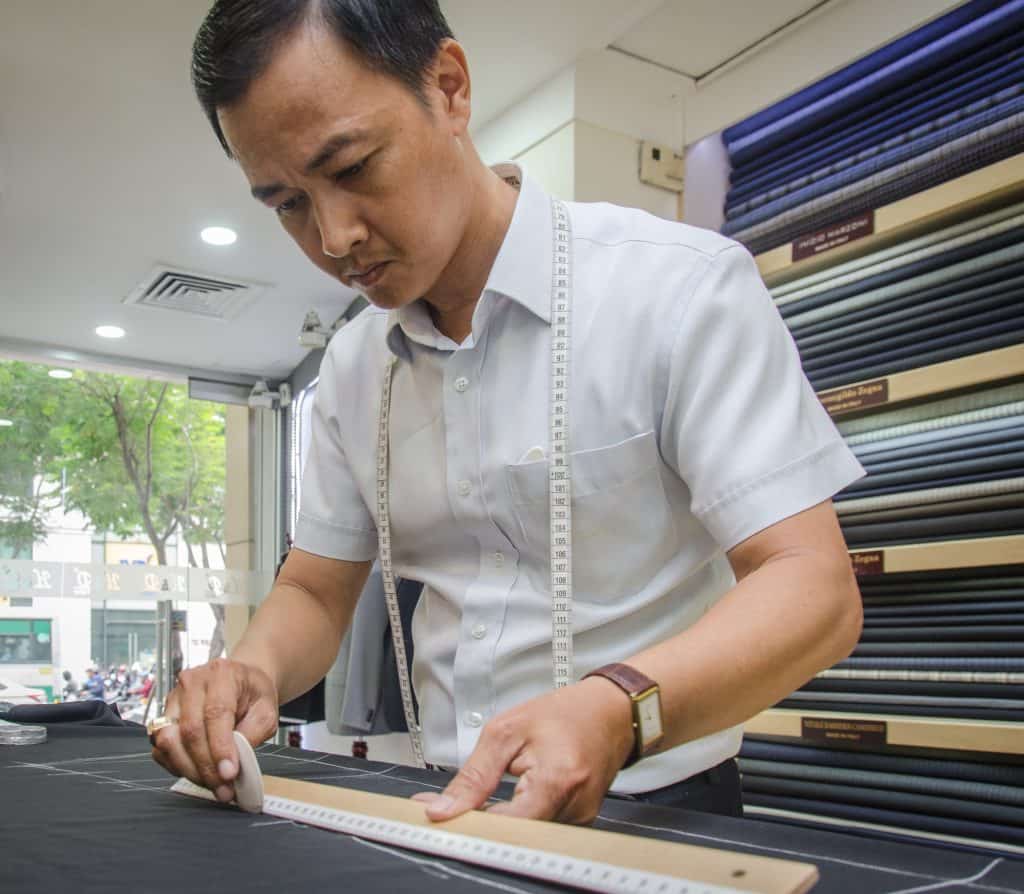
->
xmin=376 ymin=198 xmax=576 ymax=765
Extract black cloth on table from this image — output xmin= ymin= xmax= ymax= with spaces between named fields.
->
xmin=3 ymin=708 xmax=1023 ymax=893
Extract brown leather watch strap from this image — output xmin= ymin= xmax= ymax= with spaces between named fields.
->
xmin=583 ymin=662 xmax=657 ymax=697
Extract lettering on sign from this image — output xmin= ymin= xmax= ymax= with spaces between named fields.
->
xmin=792 ymin=211 xmax=875 ymax=262
xmin=802 ymin=716 xmax=887 ymax=748
xmin=819 ymin=378 xmax=890 ymax=417
xmin=850 ymin=551 xmax=885 ymax=577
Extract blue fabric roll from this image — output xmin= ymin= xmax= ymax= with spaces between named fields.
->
xmin=728 ymin=35 xmax=1024 ymax=203
xmin=723 ymin=89 xmax=1024 ymax=236
xmin=721 ymin=0 xmax=1012 ymax=143
xmin=807 ymin=319 xmax=1024 ymax=392
xmin=851 ymin=415 xmax=1024 ymax=459
xmin=728 ymin=53 xmax=1024 ymax=214
xmin=800 ymin=301 xmax=1024 ymax=375
xmin=723 ymin=0 xmax=1024 ymax=164
xmin=733 ymin=113 xmax=1024 ymax=255
xmin=838 ymin=469 xmax=1024 ymax=501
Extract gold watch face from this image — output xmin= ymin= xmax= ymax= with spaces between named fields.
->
xmin=636 ymin=688 xmax=663 ymax=748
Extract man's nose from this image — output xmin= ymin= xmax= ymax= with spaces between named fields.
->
xmin=314 ymin=199 xmax=367 ymax=260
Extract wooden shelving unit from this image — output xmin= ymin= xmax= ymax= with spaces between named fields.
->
xmin=849 ymin=534 xmax=1024 ymax=577
xmin=817 ymin=345 xmax=1024 ymax=418
xmin=754 ymin=152 xmax=1024 ymax=287
xmin=744 ymin=708 xmax=1024 ymax=755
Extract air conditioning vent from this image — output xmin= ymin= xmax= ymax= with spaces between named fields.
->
xmin=124 ymin=266 xmax=266 ymax=320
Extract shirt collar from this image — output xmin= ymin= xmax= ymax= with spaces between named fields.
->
xmin=386 ymin=162 xmax=552 ymax=359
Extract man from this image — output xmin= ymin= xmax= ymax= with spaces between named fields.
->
xmin=151 ymin=0 xmax=864 ymax=824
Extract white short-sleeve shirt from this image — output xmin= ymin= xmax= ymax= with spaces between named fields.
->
xmin=296 ymin=163 xmax=865 ymax=792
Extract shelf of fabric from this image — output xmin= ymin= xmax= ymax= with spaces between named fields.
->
xmin=815 ymin=344 xmax=1024 ymax=419
xmin=754 ymin=153 xmax=1024 ymax=286
xmin=847 ymin=534 xmax=1024 ymax=576
xmin=743 ymin=708 xmax=1024 ymax=755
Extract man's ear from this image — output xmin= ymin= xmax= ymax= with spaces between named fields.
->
xmin=433 ymin=38 xmax=472 ymax=135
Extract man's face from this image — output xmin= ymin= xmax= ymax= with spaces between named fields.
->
xmin=218 ymin=24 xmax=471 ymax=310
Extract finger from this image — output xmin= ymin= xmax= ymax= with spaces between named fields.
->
xmin=485 ymin=770 xmax=568 ymax=822
xmin=203 ymin=660 xmax=241 ymax=782
xmin=234 ymin=696 xmax=278 ymax=750
xmin=151 ymin=724 xmax=209 ymax=792
xmin=175 ymin=672 xmax=229 ymax=800
xmin=411 ymin=792 xmax=442 ymax=804
xmin=426 ymin=719 xmax=522 ymax=822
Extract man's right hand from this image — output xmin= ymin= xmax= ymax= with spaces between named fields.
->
xmin=149 ymin=658 xmax=279 ymax=802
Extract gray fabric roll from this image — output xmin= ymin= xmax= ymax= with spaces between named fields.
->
xmin=838 ymin=491 xmax=1023 ymax=525
xmin=739 ymin=758 xmax=1024 ymax=807
xmin=835 ymin=475 xmax=1024 ymax=514
xmin=851 ymin=414 xmax=1024 ymax=459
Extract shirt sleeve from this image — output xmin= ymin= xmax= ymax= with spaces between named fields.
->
xmin=294 ymin=346 xmax=379 ymax=562
xmin=660 ymin=243 xmax=865 ymax=551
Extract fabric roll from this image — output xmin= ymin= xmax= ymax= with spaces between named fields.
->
xmin=850 ymin=415 xmax=1024 ymax=460
xmin=837 ymin=656 xmax=1023 ymax=670
xmin=745 ymin=793 xmax=1024 ymax=846
xmin=838 ymin=492 xmax=1023 ymax=526
xmin=729 ymin=39 xmax=1024 ymax=204
xmin=771 ymin=201 xmax=1024 ymax=304
xmin=857 ymin=440 xmax=1024 ymax=476
xmin=861 ymin=590 xmax=1024 ymax=608
xmin=773 ymin=699 xmax=1022 ymax=721
xmin=732 ymin=112 xmax=1024 ymax=255
xmin=739 ymin=759 xmax=1024 ymax=807
xmin=852 ymin=641 xmax=1024 ymax=658
xmin=785 ymin=243 xmax=1024 ymax=332
xmin=858 ymin=624 xmax=1024 ymax=643
xmin=777 ymin=217 xmax=1023 ymax=318
xmin=722 ymin=0 xmax=1024 ymax=160
xmin=742 ymin=775 xmax=1024 ymax=828
xmin=796 ymin=280 xmax=1024 ymax=361
xmin=741 ymin=738 xmax=1024 ymax=785
xmin=804 ymin=678 xmax=1024 ymax=699
xmin=835 ymin=477 xmax=1024 ymax=515
xmin=838 ymin=449 xmax=1024 ymax=494
xmin=838 ymin=384 xmax=1024 ymax=440
xmin=810 ymin=326 xmax=1024 ymax=392
xmin=865 ymin=600 xmax=1024 ymax=618
xmin=842 ymin=521 xmax=1023 ymax=549
xmin=724 ymin=89 xmax=1024 ymax=235
xmin=783 ymin=691 xmax=1024 ymax=713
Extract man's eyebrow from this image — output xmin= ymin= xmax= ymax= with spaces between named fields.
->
xmin=250 ymin=131 xmax=370 ymax=203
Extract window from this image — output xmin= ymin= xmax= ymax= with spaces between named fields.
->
xmin=0 ymin=619 xmax=53 ymax=665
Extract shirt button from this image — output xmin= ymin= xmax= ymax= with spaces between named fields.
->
xmin=454 ymin=376 xmax=469 ymax=393
xmin=457 ymin=480 xmax=472 ymax=497
xmin=465 ymin=711 xmax=483 ymax=728
xmin=493 ymin=552 xmax=505 ymax=567
xmin=471 ymin=623 xmax=487 ymax=640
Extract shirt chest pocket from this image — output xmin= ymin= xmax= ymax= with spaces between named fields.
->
xmin=505 ymin=430 xmax=678 ymax=603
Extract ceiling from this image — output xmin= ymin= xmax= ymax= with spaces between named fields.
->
xmin=0 ymin=0 xmax=838 ymax=384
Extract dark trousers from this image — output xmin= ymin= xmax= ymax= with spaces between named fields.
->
xmin=615 ymin=758 xmax=743 ymax=818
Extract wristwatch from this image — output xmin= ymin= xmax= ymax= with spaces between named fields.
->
xmin=583 ymin=663 xmax=664 ymax=767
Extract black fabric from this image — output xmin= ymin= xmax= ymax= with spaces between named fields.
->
xmin=851 ymin=641 xmax=1024 ymax=658
xmin=803 ymin=678 xmax=1024 ymax=700
xmin=841 ymin=508 xmax=1024 ymax=547
xmin=745 ymin=792 xmax=1024 ymax=849
xmin=7 ymin=726 xmax=1024 ymax=892
xmin=741 ymin=738 xmax=1024 ymax=786
xmin=858 ymin=624 xmax=1024 ymax=642
xmin=775 ymin=698 xmax=1022 ymax=721
xmin=2 ymin=700 xmax=133 ymax=727
xmin=619 ymin=757 xmax=743 ymax=818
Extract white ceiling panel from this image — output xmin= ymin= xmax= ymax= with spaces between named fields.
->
xmin=613 ymin=0 xmax=829 ymax=78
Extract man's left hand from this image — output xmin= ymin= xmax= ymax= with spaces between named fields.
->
xmin=412 ymin=676 xmax=635 ymax=824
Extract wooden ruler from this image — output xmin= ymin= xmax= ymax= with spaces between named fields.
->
xmin=174 ymin=773 xmax=818 ymax=893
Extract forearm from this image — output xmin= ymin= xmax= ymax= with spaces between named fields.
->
xmin=229 ymin=579 xmax=358 ymax=705
xmin=627 ymin=550 xmax=862 ymax=753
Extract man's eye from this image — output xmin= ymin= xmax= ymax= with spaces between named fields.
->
xmin=275 ymin=195 xmax=304 ymax=217
xmin=333 ymin=159 xmax=366 ymax=182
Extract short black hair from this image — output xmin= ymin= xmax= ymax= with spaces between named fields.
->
xmin=191 ymin=0 xmax=454 ymax=157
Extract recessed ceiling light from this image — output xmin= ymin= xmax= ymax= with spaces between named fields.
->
xmin=201 ymin=226 xmax=237 ymax=246
xmin=0 ymin=419 xmax=13 ymax=427
xmin=48 ymin=369 xmax=73 ymax=380
xmin=95 ymin=325 xmax=126 ymax=339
